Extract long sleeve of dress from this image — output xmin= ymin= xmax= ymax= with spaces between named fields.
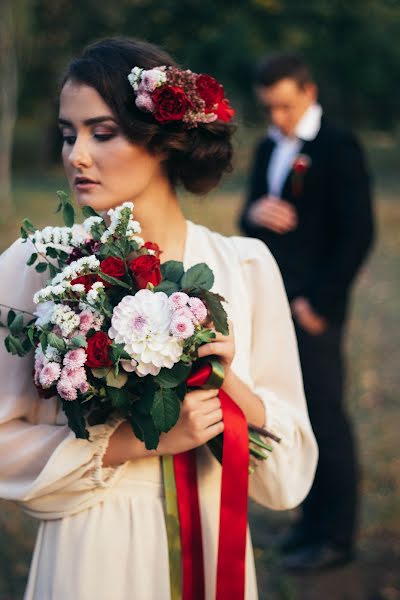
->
xmin=233 ymin=237 xmax=318 ymax=510
xmin=0 ymin=240 xmax=127 ymax=519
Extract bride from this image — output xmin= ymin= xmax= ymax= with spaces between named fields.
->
xmin=0 ymin=37 xmax=317 ymax=600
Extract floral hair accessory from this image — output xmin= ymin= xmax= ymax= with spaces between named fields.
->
xmin=127 ymin=65 xmax=235 ymax=127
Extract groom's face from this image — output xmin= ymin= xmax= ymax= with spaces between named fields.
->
xmin=256 ymin=78 xmax=317 ymax=136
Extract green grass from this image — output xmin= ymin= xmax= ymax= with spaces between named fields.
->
xmin=0 ymin=139 xmax=399 ymax=598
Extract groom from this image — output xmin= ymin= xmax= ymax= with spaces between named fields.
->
xmin=239 ymin=54 xmax=374 ymax=570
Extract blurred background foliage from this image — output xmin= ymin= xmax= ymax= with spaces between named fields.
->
xmin=8 ymin=0 xmax=400 ymax=169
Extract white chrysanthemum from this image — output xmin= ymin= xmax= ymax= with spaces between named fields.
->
xmin=109 ymin=289 xmax=183 ymax=376
xmin=34 ymin=300 xmax=56 ymax=327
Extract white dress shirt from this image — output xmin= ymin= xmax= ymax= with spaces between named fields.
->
xmin=267 ymin=103 xmax=323 ymax=197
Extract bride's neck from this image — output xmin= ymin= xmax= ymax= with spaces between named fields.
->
xmin=133 ymin=182 xmax=187 ymax=263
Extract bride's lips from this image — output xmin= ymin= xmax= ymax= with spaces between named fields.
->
xmin=74 ymin=175 xmax=100 ymax=191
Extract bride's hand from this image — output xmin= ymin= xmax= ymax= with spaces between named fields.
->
xmin=157 ymin=388 xmax=224 ymax=455
xmin=196 ymin=320 xmax=235 ymax=375
xmin=103 ymin=388 xmax=223 ymax=466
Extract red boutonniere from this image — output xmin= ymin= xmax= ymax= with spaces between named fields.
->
xmin=292 ymin=154 xmax=312 ymax=197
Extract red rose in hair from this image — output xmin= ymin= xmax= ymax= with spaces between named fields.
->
xmin=100 ymin=256 xmax=126 ymax=278
xmin=196 ymin=74 xmax=224 ymax=109
xmin=129 ymin=254 xmax=162 ymax=289
xmin=152 ymin=85 xmax=191 ymax=123
xmin=144 ymin=241 xmax=162 ymax=258
xmin=70 ymin=274 xmax=100 ymax=292
xmin=215 ymin=98 xmax=235 ymax=122
xmin=85 ymin=332 xmax=112 ymax=368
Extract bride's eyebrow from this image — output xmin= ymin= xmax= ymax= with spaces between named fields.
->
xmin=58 ymin=116 xmax=118 ymax=127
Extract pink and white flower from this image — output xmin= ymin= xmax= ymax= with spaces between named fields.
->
xmin=63 ymin=348 xmax=87 ymax=370
xmin=57 ymin=379 xmax=78 ymax=401
xmin=188 ymin=297 xmax=208 ymax=324
xmin=109 ymin=289 xmax=183 ymax=376
xmin=169 ymin=292 xmax=190 ymax=310
xmin=39 ymin=362 xmax=61 ymax=388
xmin=170 ymin=315 xmax=195 ymax=340
xmin=78 ymin=309 xmax=94 ymax=334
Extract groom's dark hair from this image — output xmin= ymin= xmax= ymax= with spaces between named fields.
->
xmin=254 ymin=53 xmax=313 ymax=89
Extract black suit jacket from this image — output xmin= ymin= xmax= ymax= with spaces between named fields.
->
xmin=239 ymin=118 xmax=374 ymax=324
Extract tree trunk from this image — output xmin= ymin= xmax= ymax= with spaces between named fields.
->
xmin=0 ymin=0 xmax=18 ymax=222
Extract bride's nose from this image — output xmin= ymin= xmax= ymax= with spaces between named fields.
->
xmin=68 ymin=136 xmax=93 ymax=169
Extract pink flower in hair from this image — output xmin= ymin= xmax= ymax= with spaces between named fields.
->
xmin=39 ymin=362 xmax=61 ymax=388
xmin=170 ymin=315 xmax=195 ymax=340
xmin=135 ymin=93 xmax=155 ymax=113
xmin=188 ymin=297 xmax=208 ymax=324
xmin=57 ymin=379 xmax=77 ymax=401
xmin=63 ymin=348 xmax=87 ymax=370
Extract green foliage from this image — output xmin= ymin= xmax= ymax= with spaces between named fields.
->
xmin=56 ymin=191 xmax=75 ymax=227
xmin=151 ymin=388 xmax=181 ymax=433
xmin=161 ymin=261 xmax=184 ymax=283
xmin=154 ymin=362 xmax=191 ymax=388
xmin=181 ymin=263 xmax=214 ymax=291
xmin=198 ymin=290 xmax=228 ymax=335
xmin=62 ymin=400 xmax=89 ymax=440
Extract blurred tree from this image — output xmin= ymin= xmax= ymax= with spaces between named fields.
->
xmin=0 ymin=0 xmax=32 ymax=219
xmin=0 ymin=1 xmax=18 ymax=220
xmin=10 ymin=0 xmax=400 ymax=169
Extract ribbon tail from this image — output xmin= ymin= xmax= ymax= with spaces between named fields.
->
xmin=162 ymin=455 xmax=183 ymax=600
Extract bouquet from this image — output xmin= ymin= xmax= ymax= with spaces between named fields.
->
xmin=1 ymin=193 xmax=277 ymax=461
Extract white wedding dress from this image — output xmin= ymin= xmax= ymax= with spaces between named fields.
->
xmin=0 ymin=221 xmax=318 ymax=600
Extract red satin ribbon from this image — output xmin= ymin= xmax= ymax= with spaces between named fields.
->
xmin=173 ymin=364 xmax=249 ymax=600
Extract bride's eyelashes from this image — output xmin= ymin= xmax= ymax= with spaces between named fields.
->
xmin=60 ymin=129 xmax=119 ymax=145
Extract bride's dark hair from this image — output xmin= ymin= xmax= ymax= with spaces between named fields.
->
xmin=61 ymin=37 xmax=234 ymax=194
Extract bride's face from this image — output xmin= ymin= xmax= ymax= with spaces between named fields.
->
xmin=59 ymin=81 xmax=166 ymax=212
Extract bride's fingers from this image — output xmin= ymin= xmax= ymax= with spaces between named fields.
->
xmin=202 ymin=408 xmax=223 ymax=427
xmin=197 ymin=341 xmax=230 ymax=358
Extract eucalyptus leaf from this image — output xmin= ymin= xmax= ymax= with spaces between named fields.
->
xmin=106 ymin=370 xmax=128 ymax=388
xmin=129 ymin=413 xmax=160 ymax=450
xmin=198 ymin=290 xmax=228 ymax=335
xmin=71 ymin=335 xmax=88 ymax=348
xmin=7 ymin=310 xmax=16 ymax=328
xmin=154 ymin=362 xmax=191 ymax=388
xmin=63 ymin=202 xmax=75 ymax=227
xmin=22 ymin=218 xmax=36 ymax=234
xmin=107 ymin=387 xmax=131 ymax=410
xmin=35 ymin=262 xmax=48 ymax=273
xmin=47 ymin=332 xmax=66 ymax=351
xmin=26 ymin=252 xmax=38 ymax=266
xmin=181 ymin=263 xmax=214 ymax=291
xmin=62 ymin=400 xmax=89 ymax=440
xmin=46 ymin=246 xmax=59 ymax=259
xmin=91 ymin=368 xmax=108 ymax=379
xmin=151 ymin=388 xmax=181 ymax=433
xmin=161 ymin=261 xmax=184 ymax=283
xmin=153 ymin=280 xmax=179 ymax=296
xmin=9 ymin=313 xmax=24 ymax=336
xmin=82 ymin=206 xmax=102 ymax=219
xmin=99 ymin=272 xmax=131 ymax=289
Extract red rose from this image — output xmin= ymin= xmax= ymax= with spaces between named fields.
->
xmin=144 ymin=241 xmax=162 ymax=258
xmin=152 ymin=85 xmax=191 ymax=123
xmin=196 ymin=74 xmax=224 ymax=109
xmin=70 ymin=274 xmax=100 ymax=292
xmin=215 ymin=98 xmax=235 ymax=122
xmin=129 ymin=254 xmax=162 ymax=289
xmin=86 ymin=332 xmax=112 ymax=368
xmin=100 ymin=256 xmax=126 ymax=278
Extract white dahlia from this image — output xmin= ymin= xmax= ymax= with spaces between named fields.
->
xmin=108 ymin=289 xmax=183 ymax=376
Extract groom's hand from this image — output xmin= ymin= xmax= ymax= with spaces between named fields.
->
xmin=248 ymin=195 xmax=298 ymax=234
xmin=291 ymin=297 xmax=328 ymax=335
